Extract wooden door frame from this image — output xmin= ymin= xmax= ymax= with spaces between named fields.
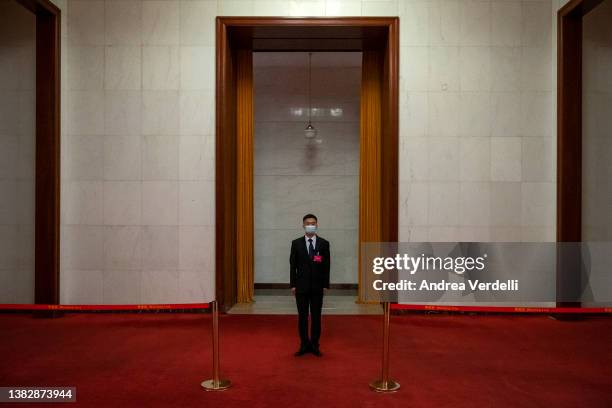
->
xmin=556 ymin=0 xmax=604 ymax=307
xmin=557 ymin=0 xmax=604 ymax=243
xmin=13 ymin=0 xmax=61 ymax=310
xmin=215 ymin=17 xmax=399 ymax=311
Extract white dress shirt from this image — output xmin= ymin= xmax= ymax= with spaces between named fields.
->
xmin=304 ymin=234 xmax=317 ymax=254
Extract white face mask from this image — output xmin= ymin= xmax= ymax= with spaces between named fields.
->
xmin=304 ymin=225 xmax=317 ymax=234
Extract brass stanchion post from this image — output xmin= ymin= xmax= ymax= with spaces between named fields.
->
xmin=369 ymin=302 xmax=400 ymax=392
xmin=201 ymin=300 xmax=231 ymax=391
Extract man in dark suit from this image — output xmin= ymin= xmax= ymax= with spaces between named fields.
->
xmin=290 ymin=213 xmax=330 ymax=357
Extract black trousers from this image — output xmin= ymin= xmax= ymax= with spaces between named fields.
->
xmin=295 ymin=290 xmax=323 ymax=348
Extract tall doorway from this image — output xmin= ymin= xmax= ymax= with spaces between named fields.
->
xmin=557 ymin=0 xmax=611 ymax=307
xmin=215 ymin=17 xmax=399 ymax=312
xmin=244 ymin=51 xmax=361 ymax=313
xmin=0 ymin=0 xmax=60 ymax=309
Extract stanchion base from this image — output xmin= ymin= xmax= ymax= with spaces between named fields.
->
xmin=201 ymin=379 xmax=232 ymax=391
xmin=369 ymin=379 xmax=400 ymax=393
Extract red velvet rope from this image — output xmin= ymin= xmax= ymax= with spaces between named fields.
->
xmin=1 ymin=303 xmax=609 ymax=313
xmin=391 ymin=304 xmax=612 ymax=314
xmin=0 ymin=303 xmax=210 ymax=311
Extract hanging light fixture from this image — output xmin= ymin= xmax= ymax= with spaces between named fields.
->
xmin=304 ymin=52 xmax=317 ymax=139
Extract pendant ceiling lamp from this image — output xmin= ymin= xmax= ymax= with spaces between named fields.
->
xmin=304 ymin=52 xmax=317 ymax=139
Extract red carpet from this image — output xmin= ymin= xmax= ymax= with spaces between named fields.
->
xmin=1 ymin=313 xmax=611 ymax=407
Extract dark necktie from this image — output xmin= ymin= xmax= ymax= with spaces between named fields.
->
xmin=308 ymin=238 xmax=314 ymax=258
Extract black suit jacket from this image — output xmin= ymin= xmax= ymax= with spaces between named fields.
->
xmin=289 ymin=235 xmax=331 ymax=293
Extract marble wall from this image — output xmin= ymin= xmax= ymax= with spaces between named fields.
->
xmin=0 ymin=0 xmax=36 ymax=303
xmin=253 ymin=52 xmax=360 ymax=284
xmin=582 ymin=0 xmax=612 ymax=241
xmin=398 ymin=0 xmax=556 ymax=243
xmin=60 ymin=0 xmax=215 ymax=304
xmin=51 ymin=0 xmax=560 ymax=304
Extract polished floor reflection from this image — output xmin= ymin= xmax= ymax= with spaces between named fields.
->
xmin=228 ymin=289 xmax=382 ymax=315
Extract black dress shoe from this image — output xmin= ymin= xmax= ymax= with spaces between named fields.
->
xmin=294 ymin=347 xmax=309 ymax=356
xmin=311 ymin=347 xmax=322 ymax=357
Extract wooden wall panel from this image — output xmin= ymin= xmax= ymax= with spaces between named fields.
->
xmin=216 ymin=20 xmax=237 ymax=310
xmin=557 ymin=9 xmax=583 ymax=243
xmin=358 ymin=50 xmax=383 ymax=302
xmin=556 ymin=0 xmax=604 ymax=309
xmin=34 ymin=9 xmax=61 ymax=307
xmin=381 ymin=23 xmax=399 ymax=244
xmin=236 ymin=50 xmax=254 ymax=303
xmin=15 ymin=0 xmax=62 ymax=311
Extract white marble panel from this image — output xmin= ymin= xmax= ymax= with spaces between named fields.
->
xmin=68 ymin=0 xmax=105 ymax=45
xmin=219 ymin=0 xmax=255 ymax=15
xmin=288 ymin=0 xmax=325 ymax=16
xmin=491 ymin=92 xmax=522 ymax=137
xmin=178 ymin=181 xmax=215 ymax=225
xmin=178 ymin=225 xmax=214 ymax=271
xmin=428 ymin=46 xmax=459 ymax=91
xmin=62 ymin=181 xmax=104 ymax=225
xmin=459 ymin=0 xmax=490 ymax=46
xmin=324 ymin=0 xmax=361 ymax=16
xmin=459 ymin=137 xmax=490 ymax=181
xmin=428 ymin=92 xmax=460 ymax=137
xmin=142 ymin=181 xmax=179 ymax=225
xmin=142 ymin=0 xmax=180 ymax=45
xmin=104 ymin=226 xmax=142 ymax=271
xmin=61 ymin=225 xmax=105 ymax=270
xmin=459 ymin=92 xmax=491 ymax=137
xmin=103 ymin=270 xmax=142 ymax=304
xmin=142 ymin=91 xmax=180 ymax=135
xmin=400 ymin=91 xmax=428 ymax=138
xmin=489 ymin=182 xmax=521 ymax=227
xmin=67 ymin=91 xmax=105 ymax=135
xmin=141 ymin=270 xmax=179 ymax=303
xmin=142 ymin=135 xmax=179 ymax=180
xmin=428 ymin=182 xmax=460 ymax=226
xmin=399 ymin=0 xmax=429 ymax=46
xmin=459 ymin=47 xmax=490 ymax=91
xmin=179 ymin=91 xmax=214 ymax=135
xmin=490 ymin=47 xmax=521 ymax=91
xmin=105 ymin=46 xmax=142 ymax=90
xmin=67 ymin=46 xmax=104 ymax=90
xmin=399 ymin=136 xmax=429 ymax=181
xmin=491 ymin=2 xmax=521 ymax=46
xmin=401 ymin=46 xmax=429 ymax=92
xmin=522 ymin=137 xmax=553 ymax=181
xmin=141 ymin=225 xmax=179 ymax=270
xmin=63 ymin=135 xmax=104 ymax=181
xmin=178 ymin=269 xmax=212 ymax=302
xmin=143 ymin=46 xmax=180 ymax=90
xmin=105 ymin=90 xmax=142 ymax=135
xmin=104 ymin=135 xmax=142 ymax=181
xmin=180 ymin=0 xmax=216 ymax=46
xmin=180 ymin=46 xmax=214 ymax=90
xmin=459 ymin=181 xmax=490 ymax=226
xmin=399 ymin=182 xmax=429 ymax=226
xmin=521 ymin=182 xmax=555 ymax=227
xmin=60 ymin=270 xmax=104 ymax=304
xmin=490 ymin=137 xmax=521 ymax=181
xmin=103 ymin=181 xmax=142 ymax=225
xmin=428 ymin=137 xmax=460 ymax=181
xmin=429 ymin=0 xmax=461 ymax=46
xmin=254 ymin=0 xmax=291 ymax=15
xmin=522 ymin=1 xmax=552 ymax=48
xmin=105 ymin=0 xmax=142 ymax=46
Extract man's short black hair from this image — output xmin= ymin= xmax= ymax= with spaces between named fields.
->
xmin=303 ymin=213 xmax=317 ymax=222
